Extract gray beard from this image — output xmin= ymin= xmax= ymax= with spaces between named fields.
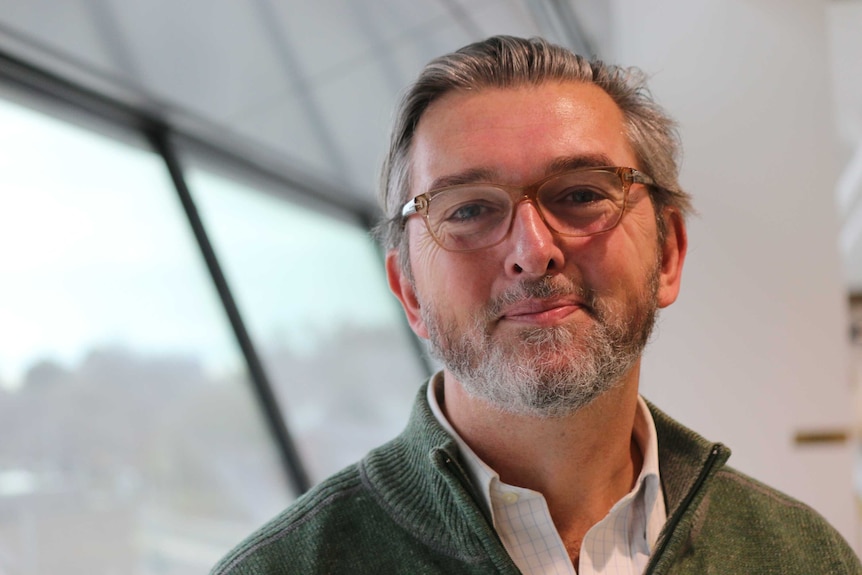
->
xmin=421 ymin=266 xmax=660 ymax=418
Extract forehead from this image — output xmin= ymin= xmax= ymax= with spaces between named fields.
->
xmin=410 ymin=81 xmax=635 ymax=194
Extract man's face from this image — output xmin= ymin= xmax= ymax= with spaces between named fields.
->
xmin=387 ymin=81 xmax=686 ymax=417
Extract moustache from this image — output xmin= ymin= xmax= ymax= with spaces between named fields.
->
xmin=486 ymin=275 xmax=598 ymax=319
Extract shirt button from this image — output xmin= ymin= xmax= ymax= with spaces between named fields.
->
xmin=502 ymin=492 xmax=519 ymax=504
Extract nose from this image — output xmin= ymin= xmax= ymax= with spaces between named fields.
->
xmin=504 ymin=200 xmax=566 ymax=277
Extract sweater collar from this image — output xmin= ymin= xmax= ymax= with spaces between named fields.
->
xmin=424 ymin=371 xmax=668 ymax=552
xmin=645 ymin=399 xmax=731 ymax=516
xmin=358 ymin=381 xmax=502 ymax=565
xmin=359 ymin=381 xmax=730 ymax=568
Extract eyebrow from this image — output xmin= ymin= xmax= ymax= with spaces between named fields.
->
xmin=426 ymin=167 xmax=498 ymax=191
xmin=425 ymin=153 xmax=617 ymax=192
xmin=545 ymin=153 xmax=616 ymax=174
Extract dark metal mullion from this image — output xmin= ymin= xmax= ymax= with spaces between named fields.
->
xmin=147 ymin=125 xmax=312 ymax=496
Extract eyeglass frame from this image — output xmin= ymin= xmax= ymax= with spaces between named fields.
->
xmin=399 ymin=165 xmax=656 ymax=252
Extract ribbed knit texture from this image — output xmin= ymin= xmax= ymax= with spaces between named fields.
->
xmin=211 ymin=385 xmax=862 ymax=575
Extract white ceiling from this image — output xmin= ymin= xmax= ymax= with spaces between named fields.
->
xmin=0 ymin=0 xmax=861 ymax=289
xmin=0 ymin=0 xmax=583 ymax=207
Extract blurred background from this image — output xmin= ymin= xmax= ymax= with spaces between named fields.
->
xmin=0 ymin=0 xmax=860 ymax=572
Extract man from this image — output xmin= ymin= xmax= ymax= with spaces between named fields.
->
xmin=212 ymin=36 xmax=860 ymax=574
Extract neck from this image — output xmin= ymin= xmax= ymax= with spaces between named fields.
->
xmin=439 ymin=365 xmax=644 ymax=555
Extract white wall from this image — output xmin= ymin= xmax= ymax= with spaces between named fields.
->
xmin=604 ymin=0 xmax=857 ymax=547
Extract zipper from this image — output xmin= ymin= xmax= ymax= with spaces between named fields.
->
xmin=643 ymin=444 xmax=724 ymax=575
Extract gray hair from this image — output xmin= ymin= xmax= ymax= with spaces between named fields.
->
xmin=374 ymin=35 xmax=691 ymax=270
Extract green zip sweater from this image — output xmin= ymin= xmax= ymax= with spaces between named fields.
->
xmin=212 ymin=383 xmax=861 ymax=574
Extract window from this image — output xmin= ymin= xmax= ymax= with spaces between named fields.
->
xmin=0 ymin=98 xmax=292 ymax=574
xmin=184 ymin=161 xmax=426 ymax=483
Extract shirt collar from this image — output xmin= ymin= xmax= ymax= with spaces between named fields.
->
xmin=426 ymin=372 xmax=667 ymax=551
xmin=634 ymin=391 xmax=667 ymax=550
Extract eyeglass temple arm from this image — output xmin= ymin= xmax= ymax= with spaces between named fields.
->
xmin=628 ymin=169 xmax=655 ymax=187
xmin=402 ymin=194 xmax=430 ymax=218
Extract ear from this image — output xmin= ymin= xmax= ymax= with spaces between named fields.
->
xmin=656 ymin=208 xmax=688 ymax=309
xmin=386 ymin=250 xmax=429 ymax=339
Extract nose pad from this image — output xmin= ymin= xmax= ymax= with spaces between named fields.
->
xmin=506 ymin=201 xmax=564 ymax=276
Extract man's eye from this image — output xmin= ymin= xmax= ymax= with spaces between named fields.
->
xmin=445 ymin=202 xmax=496 ymax=222
xmin=561 ymin=187 xmax=609 ymax=204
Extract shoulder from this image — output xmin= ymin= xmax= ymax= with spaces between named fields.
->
xmin=646 ymin=401 xmax=860 ymax=572
xmin=695 ymin=466 xmax=861 ymax=573
xmin=707 ymin=466 xmax=845 ymax=535
xmin=208 ymin=382 xmax=491 ymax=575
xmin=209 ymin=464 xmax=378 ymax=575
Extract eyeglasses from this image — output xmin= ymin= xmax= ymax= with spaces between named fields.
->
xmin=400 ymin=166 xmax=654 ymax=252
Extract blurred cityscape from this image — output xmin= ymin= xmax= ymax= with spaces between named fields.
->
xmin=0 ymin=324 xmax=422 ymax=574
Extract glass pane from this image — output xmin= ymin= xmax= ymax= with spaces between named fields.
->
xmin=185 ymin=161 xmax=427 ymax=483
xmin=0 ymin=98 xmax=293 ymax=574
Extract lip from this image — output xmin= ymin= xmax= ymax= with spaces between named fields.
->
xmin=498 ymin=297 xmax=586 ymax=326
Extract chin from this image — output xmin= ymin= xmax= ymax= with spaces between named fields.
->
xmin=453 ymin=347 xmax=630 ymax=419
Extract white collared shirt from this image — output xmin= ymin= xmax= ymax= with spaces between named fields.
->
xmin=427 ymin=374 xmax=666 ymax=574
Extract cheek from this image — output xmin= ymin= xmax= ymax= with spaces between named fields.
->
xmin=409 ymin=234 xmax=444 ymax=292
xmin=409 ymin=230 xmax=497 ymax=309
xmin=574 ymin=213 xmax=660 ymax=294
xmin=408 ymin=232 xmax=450 ymax=305
xmin=625 ymin=215 xmax=663 ymax=282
